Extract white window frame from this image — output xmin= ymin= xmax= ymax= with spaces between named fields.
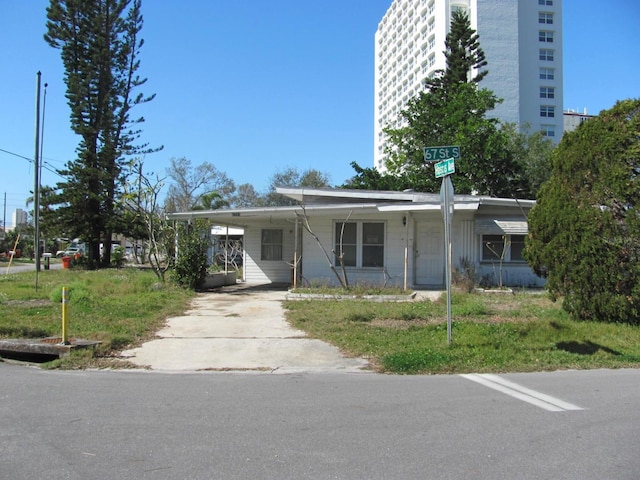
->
xmin=481 ymin=234 xmax=526 ymax=263
xmin=539 ymin=49 xmax=554 ymax=61
xmin=261 ymin=229 xmax=283 ymax=261
xmin=541 ymin=124 xmax=556 ymax=137
xmin=538 ymin=12 xmax=553 ymax=24
xmin=539 ymin=30 xmax=554 ymax=43
xmin=540 ymin=105 xmax=555 ymax=118
xmin=334 ymin=221 xmax=386 ymax=268
xmin=539 ymin=67 xmax=555 ymax=80
xmin=540 ymin=86 xmax=555 ymax=99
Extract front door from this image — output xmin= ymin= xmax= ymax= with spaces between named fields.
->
xmin=415 ymin=221 xmax=444 ymax=286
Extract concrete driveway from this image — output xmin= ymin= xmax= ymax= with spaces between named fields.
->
xmin=121 ymin=284 xmax=369 ymax=373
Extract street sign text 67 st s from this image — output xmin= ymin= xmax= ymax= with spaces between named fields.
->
xmin=424 ymin=145 xmax=461 ymax=162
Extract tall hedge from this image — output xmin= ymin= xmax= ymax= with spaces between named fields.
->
xmin=525 ymin=99 xmax=640 ymax=324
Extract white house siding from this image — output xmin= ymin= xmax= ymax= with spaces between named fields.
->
xmin=239 ymin=212 xmax=545 ymax=289
xmin=298 ymin=212 xmax=410 ymax=288
xmin=298 ymin=215 xmax=334 ymax=286
xmin=243 ymin=222 xmax=297 ymax=285
xmin=454 ymin=217 xmax=477 ymax=265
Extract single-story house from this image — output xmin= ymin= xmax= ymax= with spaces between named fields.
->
xmin=167 ymin=187 xmax=544 ymax=289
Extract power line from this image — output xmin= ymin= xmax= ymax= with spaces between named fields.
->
xmin=0 ymin=147 xmax=65 ymax=179
xmin=41 ymin=162 xmax=63 ymax=178
xmin=0 ymin=147 xmax=33 ymax=163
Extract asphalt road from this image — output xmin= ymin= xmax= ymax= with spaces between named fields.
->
xmin=1 ymin=261 xmax=63 ymax=274
xmin=2 ymin=364 xmax=639 ymax=479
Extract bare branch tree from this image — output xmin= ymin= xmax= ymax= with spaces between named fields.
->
xmin=121 ymin=166 xmax=173 ymax=282
xmin=295 ymin=206 xmax=352 ymax=289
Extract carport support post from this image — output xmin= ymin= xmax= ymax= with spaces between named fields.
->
xmin=403 ymin=212 xmax=409 ymax=291
xmin=224 ymin=226 xmax=229 ymax=275
xmin=293 ymin=217 xmax=299 ymax=288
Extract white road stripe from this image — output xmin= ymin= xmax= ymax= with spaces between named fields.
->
xmin=461 ymin=373 xmax=584 ymax=412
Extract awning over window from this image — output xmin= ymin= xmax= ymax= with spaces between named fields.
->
xmin=475 ymin=218 xmax=528 ymax=235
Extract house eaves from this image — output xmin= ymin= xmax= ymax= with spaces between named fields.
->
xmin=166 ymin=203 xmax=397 ymax=227
xmin=275 ymin=186 xmax=438 ymax=204
xmin=476 ymin=197 xmax=535 ymax=208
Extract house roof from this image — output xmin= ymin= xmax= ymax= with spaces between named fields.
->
xmin=166 ymin=187 xmax=535 ymax=226
xmin=276 ymin=187 xmax=440 ymax=204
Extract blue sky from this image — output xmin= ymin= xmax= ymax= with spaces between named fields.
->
xmin=1 ymin=0 xmax=638 ymax=226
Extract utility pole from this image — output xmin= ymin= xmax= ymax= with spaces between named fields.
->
xmin=2 ymin=192 xmax=6 ymax=238
xmin=34 ymin=71 xmax=42 ymax=287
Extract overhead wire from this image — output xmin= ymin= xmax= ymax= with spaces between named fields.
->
xmin=0 ymin=147 xmax=64 ymax=179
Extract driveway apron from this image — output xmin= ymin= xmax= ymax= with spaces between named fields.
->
xmin=121 ymin=284 xmax=369 ymax=373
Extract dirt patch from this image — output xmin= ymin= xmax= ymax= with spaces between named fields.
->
xmin=5 ymin=299 xmax=53 ymax=308
xmin=371 ymin=318 xmax=443 ymax=329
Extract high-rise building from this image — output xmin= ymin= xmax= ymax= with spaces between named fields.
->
xmin=563 ymin=108 xmax=593 ymax=134
xmin=374 ymin=0 xmax=563 ymax=170
xmin=12 ymin=208 xmax=28 ymax=228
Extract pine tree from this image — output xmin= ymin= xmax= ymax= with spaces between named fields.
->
xmin=44 ymin=0 xmax=159 ymax=267
xmin=432 ymin=9 xmax=488 ymax=89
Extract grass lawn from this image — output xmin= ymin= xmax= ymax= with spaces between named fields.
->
xmin=285 ymin=290 xmax=640 ymax=374
xmin=0 ymin=268 xmax=194 ymax=368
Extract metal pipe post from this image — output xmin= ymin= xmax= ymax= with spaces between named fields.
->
xmin=61 ymin=286 xmax=70 ymax=345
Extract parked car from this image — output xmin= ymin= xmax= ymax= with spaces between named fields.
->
xmin=56 ymin=247 xmax=83 ymax=257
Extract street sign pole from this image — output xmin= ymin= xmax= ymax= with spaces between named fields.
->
xmin=426 ymin=145 xmax=459 ymax=346
xmin=440 ymin=176 xmax=454 ymax=345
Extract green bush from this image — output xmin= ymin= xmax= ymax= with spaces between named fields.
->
xmin=171 ymin=224 xmax=210 ymax=290
xmin=111 ymin=246 xmax=126 ymax=267
xmin=525 ymin=99 xmax=640 ymax=325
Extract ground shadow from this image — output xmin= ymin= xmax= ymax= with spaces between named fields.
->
xmin=556 ymin=340 xmax=621 ymax=356
xmin=207 ymin=282 xmax=290 ymax=295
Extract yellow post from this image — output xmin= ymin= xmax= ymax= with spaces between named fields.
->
xmin=61 ymin=286 xmax=70 ymax=345
xmin=5 ymin=234 xmax=20 ymax=275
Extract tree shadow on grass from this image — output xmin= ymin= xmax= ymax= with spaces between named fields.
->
xmin=556 ymin=340 xmax=621 ymax=356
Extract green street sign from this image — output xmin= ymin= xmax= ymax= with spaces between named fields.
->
xmin=435 ymin=158 xmax=455 ymax=178
xmin=424 ymin=145 xmax=461 ymax=162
